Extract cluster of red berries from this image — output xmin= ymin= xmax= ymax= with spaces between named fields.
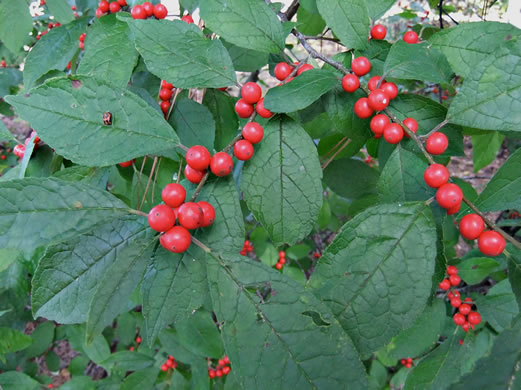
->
xmin=13 ymin=131 xmax=40 ymax=160
xmin=240 ymin=240 xmax=253 ymax=256
xmin=159 ymin=80 xmax=175 ymax=117
xmin=439 ymin=266 xmax=482 ymax=332
xmin=273 ymin=61 xmax=313 ymax=85
xmin=148 ymin=181 xmax=215 ymax=253
xmin=96 ymin=0 xmax=127 ymax=18
xmin=36 ymin=21 xmax=62 ymax=41
xmin=78 ymin=33 xmax=86 ymax=50
xmin=208 ymin=356 xmax=231 ymax=378
xmin=130 ymin=2 xmax=168 ymax=20
xmin=128 ymin=335 xmax=141 ymax=351
xmin=274 ymin=251 xmax=286 ymax=270
xmin=160 ymin=355 xmax=178 ymax=372
xmin=400 ymin=357 xmax=413 ymax=369
xmin=235 ymin=81 xmax=273 ymax=120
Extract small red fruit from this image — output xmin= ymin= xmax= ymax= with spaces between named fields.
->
xmin=142 ymin=1 xmax=154 ymax=16
xmin=462 ymin=322 xmax=470 ymax=332
xmin=216 ymin=369 xmax=223 ymax=377
xmin=131 ymin=5 xmax=146 ymax=19
xmin=426 ymin=132 xmax=449 ymax=155
xmin=439 ymin=279 xmax=451 ymax=290
xmin=222 ymin=366 xmax=231 ymax=375
xmin=223 ymin=356 xmax=230 ymax=365
xmin=449 ymin=274 xmax=461 ymax=286
xmin=241 ymin=82 xmax=262 ymax=104
xmin=148 ymin=204 xmax=176 ymax=232
xmin=468 ymin=311 xmax=482 ymax=325
xmin=198 ymin=201 xmax=216 ymax=227
xmin=383 ymin=123 xmax=404 ymax=144
xmin=403 ymin=31 xmax=419 ymax=44
xmin=154 ymin=4 xmax=168 ymax=19
xmin=478 ymin=231 xmax=506 ymax=256
xmin=161 ymin=80 xmax=174 ymax=89
xmin=109 ymin=2 xmax=121 ymax=13
xmin=368 ymin=88 xmax=390 ymax=111
xmin=118 ymin=0 xmax=127 ymax=6
xmin=453 ymin=313 xmax=466 ymax=326
xmin=166 ymin=359 xmax=174 ymax=368
xmin=296 ymin=64 xmax=313 ymax=75
xmin=119 ymin=160 xmax=134 ymax=168
xmin=160 ymin=226 xmax=191 ymax=253
xmin=161 ymin=363 xmax=169 ymax=372
xmin=370 ymin=114 xmax=389 ymax=137
xmin=182 ymin=14 xmax=194 ymax=23
xmin=275 ymin=263 xmax=283 ymax=270
xmin=351 ymin=57 xmax=371 ymax=76
xmin=98 ymin=0 xmax=109 ymax=12
xmin=371 ymin=24 xmax=387 ymax=40
xmin=447 ymin=203 xmax=461 ymax=215
xmin=256 ymin=98 xmax=273 ymax=118
xmin=208 ymin=369 xmax=216 ymax=378
xmin=447 ymin=265 xmax=458 ymax=275
xmin=210 ymin=152 xmax=233 ymax=176
xmin=178 ymin=202 xmax=203 ymax=230
xmin=368 ymin=76 xmax=385 ymax=91
xmin=459 ymin=214 xmax=485 ymax=240
xmin=184 ymin=165 xmax=205 ymax=184
xmin=436 ymin=183 xmax=463 ymax=210
xmin=242 ymin=122 xmax=264 ymax=144
xmin=354 ymin=97 xmax=374 ymax=119
xmin=186 ymin=145 xmax=211 ymax=171
xmin=381 ymin=82 xmax=398 ymax=100
xmin=274 ymin=62 xmax=292 ymax=80
xmin=159 ymin=88 xmax=173 ymax=101
xmin=13 ymin=144 xmax=26 ymax=159
xmin=160 ymin=100 xmax=170 ymax=114
xmin=162 ymin=183 xmax=186 ymax=208
xmin=235 ymin=99 xmax=254 ymax=118
xmin=459 ymin=304 xmax=471 ymax=315
xmin=96 ymin=8 xmax=104 ymax=17
xmin=402 ymin=118 xmax=418 ymax=135
xmin=234 ymin=140 xmax=254 ymax=161
xmin=79 ymin=33 xmax=86 ymax=42
xmin=451 ymin=298 xmax=462 ymax=308
xmin=341 ymin=74 xmax=360 ymax=93
xmin=424 ymin=164 xmax=449 ymax=188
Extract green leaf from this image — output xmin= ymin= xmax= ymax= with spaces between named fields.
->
xmin=367 ymin=0 xmax=395 ymax=20
xmin=200 ymin=0 xmax=285 ymax=54
xmin=0 ymin=371 xmax=40 ymax=390
xmin=0 ymin=178 xmax=129 ymax=259
xmin=169 ymin=97 xmax=215 ymax=150
xmin=472 ymin=148 xmax=521 ymax=212
xmin=59 ymin=376 xmax=95 ymax=390
xmin=45 ymin=350 xmax=60 ymax=371
xmin=356 ymin=39 xmax=391 ymax=77
xmin=315 ymin=0 xmax=369 ymax=50
xmin=202 ymin=89 xmax=238 ymax=151
xmin=296 ymin=7 xmax=326 ymax=36
xmin=323 ymin=158 xmax=379 ymax=200
xmin=448 ymin=317 xmax=521 ymax=390
xmin=383 ymin=41 xmax=453 ymax=83
xmin=0 ymin=67 xmax=22 ymax=97
xmin=447 ymin=38 xmax=521 ymax=131
xmin=471 ymin=131 xmax=504 ymax=172
xmin=207 ymin=254 xmax=368 ymax=389
xmin=100 ymin=351 xmax=156 ymax=371
xmin=378 ymin=146 xmax=433 ymax=202
xmin=174 ymin=309 xmax=224 ymax=358
xmin=476 ymin=279 xmax=519 ymax=332
xmin=222 ymin=40 xmax=270 ymax=72
xmin=46 ymin=0 xmax=75 ymax=24
xmin=263 ymin=69 xmax=339 ymax=113
xmin=6 ymin=75 xmax=179 ymax=167
xmin=0 ymin=327 xmax=32 ymax=357
xmin=310 ymin=202 xmax=437 ymax=355
xmin=25 ymin=321 xmax=55 ymax=358
xmin=124 ymin=17 xmax=237 ymax=88
xmin=241 ymin=116 xmax=323 ymax=246
xmin=121 ymin=367 xmax=159 ymax=390
xmin=457 ymin=257 xmax=501 ymax=285
xmin=78 ymin=14 xmax=138 ymax=89
xmin=0 ymin=0 xmax=32 ymax=54
xmin=180 ymin=0 xmax=199 ymax=12
xmin=23 ymin=18 xmax=87 ymax=90
xmin=429 ymin=22 xmax=521 ymax=77
xmin=508 ymin=248 xmax=521 ymax=310
xmin=0 ymin=120 xmax=15 ymax=142
xmin=32 ymin=215 xmax=150 ymax=324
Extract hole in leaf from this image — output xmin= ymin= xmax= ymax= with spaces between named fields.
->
xmin=302 ymin=311 xmax=331 ymax=327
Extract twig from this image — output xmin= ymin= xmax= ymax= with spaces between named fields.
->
xmin=176 ymin=158 xmax=183 ymax=184
xmin=284 ymin=0 xmax=300 ymax=20
xmin=128 ymin=208 xmax=148 ymax=217
xmin=136 ymin=156 xmax=147 ymax=209
xmin=439 ymin=0 xmax=444 ymax=29
xmin=139 ymin=156 xmax=158 ymax=209
xmin=420 ymin=119 xmax=449 ymax=139
xmin=322 ymin=136 xmax=348 ymax=158
xmin=192 ymin=236 xmax=211 ymax=253
xmin=151 ymin=157 xmax=162 ymax=203
xmin=321 ymin=138 xmax=351 ymax=170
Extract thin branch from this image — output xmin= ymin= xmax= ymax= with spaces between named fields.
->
xmin=192 ymin=236 xmax=211 ymax=253
xmin=439 ymin=0 xmax=444 ymax=29
xmin=136 ymin=156 xmax=147 ymax=209
xmin=151 ymin=157 xmax=162 ymax=203
xmin=128 ymin=208 xmax=148 ymax=217
xmin=284 ymin=0 xmax=300 ymax=21
xmin=176 ymin=158 xmax=183 ymax=184
xmin=420 ymin=119 xmax=449 ymax=139
xmin=322 ymin=136 xmax=348 ymax=159
xmin=139 ymin=156 xmax=158 ymax=210
xmin=321 ymin=138 xmax=351 ymax=170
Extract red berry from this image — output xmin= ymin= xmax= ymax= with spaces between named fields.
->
xmin=436 ymin=183 xmax=463 ymax=210
xmin=459 ymin=214 xmax=485 ymax=240
xmin=216 ymin=369 xmax=223 ymax=377
xmin=478 ymin=231 xmax=506 ymax=256
xmin=296 ymin=63 xmax=313 ymax=75
xmin=161 ymin=80 xmax=174 ymax=89
xmin=405 ymin=362 xmax=412 ymax=368
xmin=401 ymin=359 xmax=406 ymax=365
xmin=439 ymin=279 xmax=451 ymax=290
xmin=447 ymin=202 xmax=461 ymax=215
xmin=279 ymin=251 xmax=285 ymax=258
xmin=136 ymin=336 xmax=142 ymax=343
xmin=453 ymin=313 xmax=466 ymax=326
xmin=96 ymin=8 xmax=104 ymax=17
xmin=275 ymin=263 xmax=283 ymax=270
xmin=160 ymin=363 xmax=168 ymax=372
xmin=448 ymin=291 xmax=455 ymax=300
xmin=79 ymin=33 xmax=86 ymax=42
xmin=142 ymin=1 xmax=154 ymax=16
xmin=371 ymin=24 xmax=387 ymax=40
xmin=210 ymin=152 xmax=233 ymax=177
xmin=383 ymin=123 xmax=404 ymax=144
xmin=368 ymin=76 xmax=385 ymax=91
xmin=13 ymin=144 xmax=25 ymax=158
xmin=256 ymin=98 xmax=273 ymax=118
xmin=160 ymin=226 xmax=191 ymax=253
xmin=148 ymin=205 xmax=176 ymax=232
xmin=234 ymin=140 xmax=254 ymax=161
xmin=426 ymin=132 xmax=449 ymax=155
xmin=162 ymin=183 xmax=186 ymax=208
xmin=198 ymin=201 xmax=215 ymax=227
xmin=453 ymin=291 xmax=461 ymax=299
xmin=449 ymin=274 xmax=461 ymax=286
xmin=354 ymin=97 xmax=374 ymax=119
xmin=154 ymin=4 xmax=168 ymax=19
xmin=368 ymin=88 xmax=390 ymax=111
xmin=447 ymin=265 xmax=458 ymax=275
xmin=274 ymin=62 xmax=292 ymax=81
xmin=242 ymin=122 xmax=264 ymax=144
xmin=159 ymin=88 xmax=173 ymax=101
xmin=351 ymin=57 xmax=371 ymax=76
xmin=160 ymin=100 xmax=170 ymax=114
xmin=118 ymin=0 xmax=127 ymax=5
xmin=402 ymin=118 xmax=418 ymax=136
xmin=218 ymin=359 xmax=225 ymax=366
xmin=181 ymin=14 xmax=194 ymax=23
xmin=186 ymin=145 xmax=211 ymax=171
xmin=166 ymin=359 xmax=174 ymax=368
xmin=462 ymin=322 xmax=470 ymax=332
xmin=459 ymin=303 xmax=471 ymax=315
xmin=223 ymin=356 xmax=230 ymax=365
xmin=222 ymin=366 xmax=231 ymax=375
xmin=79 ymin=41 xmax=84 ymax=50
xmin=370 ymin=114 xmax=389 ymax=137
xmin=279 ymin=257 xmax=286 ymax=264
xmin=468 ymin=311 xmax=482 ymax=325
xmin=208 ymin=369 xmax=216 ymax=378
xmin=98 ymin=0 xmax=109 ymax=12
xmin=178 ymin=202 xmax=203 ymax=230
xmin=119 ymin=160 xmax=133 ymax=168
xmin=235 ymin=99 xmax=254 ymax=118
xmin=424 ymin=164 xmax=449 ymax=188
xmin=131 ymin=5 xmax=146 ymax=19
xmin=403 ymin=31 xmax=419 ymax=44
xmin=241 ymin=82 xmax=262 ymax=104
xmin=184 ymin=165 xmax=205 ymax=184
xmin=341 ymin=74 xmax=360 ymax=93
xmin=451 ymin=298 xmax=462 ymax=308
xmin=109 ymin=2 xmax=121 ymax=13
xmin=381 ymin=82 xmax=398 ymax=100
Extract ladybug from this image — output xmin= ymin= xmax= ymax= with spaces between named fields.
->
xmin=103 ymin=112 xmax=112 ymax=125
